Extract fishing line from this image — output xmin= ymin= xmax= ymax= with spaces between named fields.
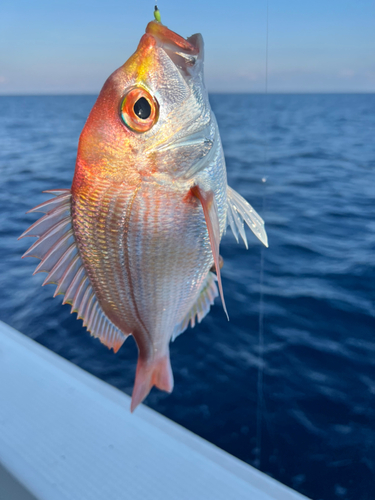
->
xmin=254 ymin=0 xmax=269 ymax=470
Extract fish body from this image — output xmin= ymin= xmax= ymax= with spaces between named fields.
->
xmin=21 ymin=20 xmax=268 ymax=411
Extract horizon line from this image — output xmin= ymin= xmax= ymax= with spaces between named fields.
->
xmin=0 ymin=91 xmax=374 ymax=97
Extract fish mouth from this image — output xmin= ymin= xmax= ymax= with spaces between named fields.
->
xmin=145 ymin=21 xmax=203 ymax=75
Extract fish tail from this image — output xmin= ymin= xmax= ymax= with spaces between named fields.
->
xmin=131 ymin=354 xmax=174 ymax=412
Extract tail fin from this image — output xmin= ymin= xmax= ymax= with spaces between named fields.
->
xmin=131 ymin=355 xmax=174 ymax=412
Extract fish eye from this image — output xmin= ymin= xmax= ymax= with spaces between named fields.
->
xmin=120 ymin=88 xmax=158 ymax=133
xmin=134 ymin=97 xmax=151 ymax=119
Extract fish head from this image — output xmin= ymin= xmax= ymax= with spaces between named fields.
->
xmin=75 ymin=21 xmax=216 ymax=184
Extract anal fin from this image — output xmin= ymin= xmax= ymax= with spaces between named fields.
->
xmin=191 ymin=185 xmax=228 ymax=320
xmin=172 ymin=271 xmax=218 ymax=340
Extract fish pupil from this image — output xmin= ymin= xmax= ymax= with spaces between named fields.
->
xmin=134 ymin=97 xmax=151 ymax=119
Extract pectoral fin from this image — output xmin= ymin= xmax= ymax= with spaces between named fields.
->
xmin=191 ymin=185 xmax=228 ymax=320
xmin=227 ymin=186 xmax=268 ymax=248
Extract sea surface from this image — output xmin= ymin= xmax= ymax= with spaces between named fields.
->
xmin=0 ymin=94 xmax=374 ymax=500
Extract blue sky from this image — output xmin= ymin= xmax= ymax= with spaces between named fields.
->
xmin=1 ymin=0 xmax=374 ymax=93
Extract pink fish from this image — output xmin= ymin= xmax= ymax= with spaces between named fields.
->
xmin=20 ymin=19 xmax=268 ymax=411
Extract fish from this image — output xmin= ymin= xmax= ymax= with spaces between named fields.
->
xmin=20 ymin=19 xmax=268 ymax=411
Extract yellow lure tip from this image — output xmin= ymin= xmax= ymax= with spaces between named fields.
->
xmin=154 ymin=5 xmax=161 ymax=23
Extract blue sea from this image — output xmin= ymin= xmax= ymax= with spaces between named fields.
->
xmin=0 ymin=93 xmax=374 ymax=500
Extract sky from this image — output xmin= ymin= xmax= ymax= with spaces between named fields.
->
xmin=0 ymin=0 xmax=374 ymax=94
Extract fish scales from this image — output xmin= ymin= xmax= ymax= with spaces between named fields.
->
xmin=127 ymin=183 xmax=213 ymax=353
xmin=74 ymin=177 xmax=215 ymax=355
xmin=73 ymin=181 xmax=141 ymax=333
xmin=21 ymin=19 xmax=268 ymax=411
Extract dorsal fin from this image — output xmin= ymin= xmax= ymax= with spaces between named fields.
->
xmin=191 ymin=185 xmax=228 ymax=320
xmin=227 ymin=185 xmax=268 ymax=248
xmin=20 ymin=190 xmax=129 ymax=353
xmin=172 ymin=271 xmax=218 ymax=340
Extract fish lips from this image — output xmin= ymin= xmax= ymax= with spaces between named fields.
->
xmin=145 ymin=21 xmax=204 ymax=78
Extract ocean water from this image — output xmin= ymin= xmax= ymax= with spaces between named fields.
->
xmin=0 ymin=93 xmax=374 ymax=500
